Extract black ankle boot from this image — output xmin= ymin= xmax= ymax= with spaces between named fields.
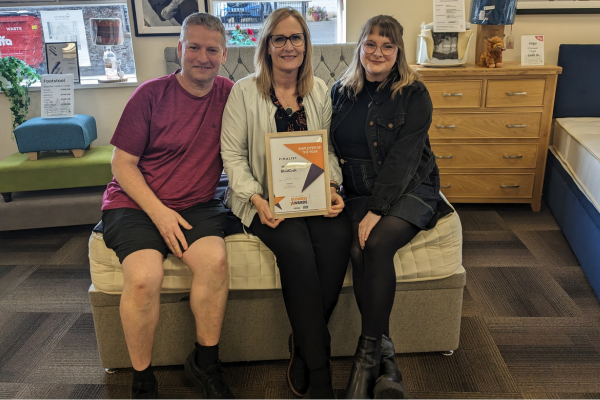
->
xmin=287 ymin=333 xmax=309 ymax=397
xmin=345 ymin=334 xmax=382 ymax=399
xmin=373 ymin=335 xmax=407 ymax=399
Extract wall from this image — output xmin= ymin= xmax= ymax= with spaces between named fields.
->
xmin=1 ymin=0 xmax=599 ymax=161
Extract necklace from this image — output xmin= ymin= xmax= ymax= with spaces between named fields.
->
xmin=365 ymin=84 xmax=375 ymax=108
xmin=274 ymin=83 xmax=297 ymax=117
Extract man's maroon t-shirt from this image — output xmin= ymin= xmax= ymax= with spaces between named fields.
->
xmin=102 ymin=72 xmax=234 ymax=212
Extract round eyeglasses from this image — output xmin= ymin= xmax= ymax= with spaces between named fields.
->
xmin=362 ymin=42 xmax=397 ymax=56
xmin=270 ymin=33 xmax=305 ymax=48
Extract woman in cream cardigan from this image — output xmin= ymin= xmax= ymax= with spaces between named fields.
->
xmin=221 ymin=8 xmax=351 ymax=399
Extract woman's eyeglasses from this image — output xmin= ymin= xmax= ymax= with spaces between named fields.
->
xmin=270 ymin=33 xmax=305 ymax=48
xmin=362 ymin=42 xmax=397 ymax=56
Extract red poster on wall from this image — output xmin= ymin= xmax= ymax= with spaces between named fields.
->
xmin=0 ymin=12 xmax=44 ymax=68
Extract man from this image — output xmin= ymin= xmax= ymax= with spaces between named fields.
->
xmin=148 ymin=0 xmax=198 ymax=25
xmin=101 ymin=13 xmax=234 ymax=399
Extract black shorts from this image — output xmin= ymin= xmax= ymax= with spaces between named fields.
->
xmin=101 ymin=199 xmax=227 ymax=264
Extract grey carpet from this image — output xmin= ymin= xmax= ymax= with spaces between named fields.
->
xmin=0 ymin=202 xmax=599 ymax=399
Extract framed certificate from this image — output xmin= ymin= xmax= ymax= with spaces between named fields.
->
xmin=45 ymin=42 xmax=81 ymax=83
xmin=265 ymin=130 xmax=332 ymax=218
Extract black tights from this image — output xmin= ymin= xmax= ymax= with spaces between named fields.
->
xmin=350 ymin=216 xmax=420 ymax=339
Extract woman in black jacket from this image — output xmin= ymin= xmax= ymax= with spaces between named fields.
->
xmin=330 ymin=15 xmax=441 ymax=399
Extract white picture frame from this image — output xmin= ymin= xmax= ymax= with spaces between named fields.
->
xmin=130 ymin=0 xmax=208 ymax=36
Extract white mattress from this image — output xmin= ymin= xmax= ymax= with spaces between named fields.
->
xmin=89 ymin=198 xmax=463 ymax=294
xmin=553 ymin=118 xmax=600 ymax=213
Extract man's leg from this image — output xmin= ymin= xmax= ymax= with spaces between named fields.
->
xmin=120 ymin=249 xmax=165 ymax=371
xmin=181 ymin=236 xmax=228 ymax=348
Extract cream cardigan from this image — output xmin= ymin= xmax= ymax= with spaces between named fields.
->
xmin=221 ymin=74 xmax=342 ymax=227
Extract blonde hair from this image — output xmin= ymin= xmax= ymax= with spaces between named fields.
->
xmin=254 ymin=8 xmax=314 ymax=99
xmin=339 ymin=15 xmax=418 ymax=99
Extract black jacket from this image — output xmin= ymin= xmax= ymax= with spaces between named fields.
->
xmin=330 ymin=78 xmax=438 ymax=215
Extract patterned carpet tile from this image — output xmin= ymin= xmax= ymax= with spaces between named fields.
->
xmin=454 ymin=209 xmax=512 ymax=232
xmin=487 ymin=317 xmax=600 ymax=392
xmin=24 ymin=314 xmax=115 ymax=385
xmin=398 ymin=317 xmax=519 ymax=395
xmin=0 ymin=265 xmax=38 ymax=303
xmin=410 ymin=391 xmax=524 ymax=399
xmin=13 ymin=383 xmax=116 ymax=399
xmin=466 ymin=267 xmax=583 ymax=318
xmin=547 ymin=267 xmax=600 ymax=317
xmin=0 ymin=312 xmax=79 ymax=383
xmin=462 ymin=232 xmax=540 ymax=268
xmin=521 ymin=392 xmax=600 ymax=399
xmin=0 ymin=383 xmax=22 ymax=399
xmin=515 ymin=230 xmax=580 ymax=267
xmin=0 ymin=265 xmax=92 ymax=313
xmin=46 ymin=234 xmax=92 ymax=266
xmin=494 ymin=203 xmax=561 ymax=231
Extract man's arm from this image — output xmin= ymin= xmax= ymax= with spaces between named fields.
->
xmin=112 ymin=147 xmax=192 ymax=257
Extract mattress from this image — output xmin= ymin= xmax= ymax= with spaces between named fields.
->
xmin=89 ymin=199 xmax=463 ymax=294
xmin=553 ymin=118 xmax=600 ymax=213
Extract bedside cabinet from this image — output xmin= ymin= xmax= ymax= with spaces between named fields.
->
xmin=414 ymin=62 xmax=562 ymax=212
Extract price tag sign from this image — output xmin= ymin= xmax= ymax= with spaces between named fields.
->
xmin=41 ymin=74 xmax=75 ymax=118
xmin=521 ymin=35 xmax=544 ymax=66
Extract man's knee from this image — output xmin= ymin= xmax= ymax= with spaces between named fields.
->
xmin=184 ymin=236 xmax=229 ymax=280
xmin=122 ymin=251 xmax=165 ymax=297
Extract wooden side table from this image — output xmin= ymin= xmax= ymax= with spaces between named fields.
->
xmin=414 ymin=62 xmax=562 ymax=211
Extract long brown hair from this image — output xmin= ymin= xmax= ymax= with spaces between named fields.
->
xmin=254 ymin=8 xmax=314 ymax=99
xmin=339 ymin=15 xmax=418 ymax=99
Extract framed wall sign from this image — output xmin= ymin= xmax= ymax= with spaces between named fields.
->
xmin=265 ymin=130 xmax=332 ymax=219
xmin=130 ymin=0 xmax=209 ymax=36
xmin=45 ymin=42 xmax=80 ymax=83
xmin=517 ymin=0 xmax=600 ymax=15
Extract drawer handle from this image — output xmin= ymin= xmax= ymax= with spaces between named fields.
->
xmin=435 ymin=155 xmax=454 ymax=159
xmin=506 ymin=92 xmax=527 ymax=96
xmin=506 ymin=124 xmax=527 ymax=128
xmin=503 ymin=155 xmax=523 ymax=159
xmin=442 ymin=93 xmax=463 ymax=97
xmin=500 ymin=184 xmax=520 ymax=188
xmin=436 ymin=125 xmax=456 ymax=129
xmin=441 ymin=185 xmax=452 ymax=189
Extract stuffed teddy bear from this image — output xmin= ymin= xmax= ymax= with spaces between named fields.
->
xmin=477 ymin=36 xmax=505 ymax=68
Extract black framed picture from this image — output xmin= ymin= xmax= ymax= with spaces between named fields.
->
xmin=45 ymin=42 xmax=81 ymax=83
xmin=517 ymin=0 xmax=600 ymax=15
xmin=130 ymin=0 xmax=209 ymax=36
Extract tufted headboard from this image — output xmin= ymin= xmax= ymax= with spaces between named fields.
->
xmin=164 ymin=43 xmax=357 ymax=89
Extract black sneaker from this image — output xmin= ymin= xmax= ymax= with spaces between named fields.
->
xmin=130 ymin=375 xmax=158 ymax=399
xmin=287 ymin=334 xmax=309 ymax=397
xmin=184 ymin=351 xmax=234 ymax=399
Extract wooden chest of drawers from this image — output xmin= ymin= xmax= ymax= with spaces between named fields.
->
xmin=414 ymin=62 xmax=562 ymax=211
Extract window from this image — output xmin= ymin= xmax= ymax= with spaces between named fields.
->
xmin=208 ymin=0 xmax=344 ymax=45
xmin=0 ymin=0 xmax=136 ymax=84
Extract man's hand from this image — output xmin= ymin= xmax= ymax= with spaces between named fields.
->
xmin=148 ymin=205 xmax=192 ymax=258
xmin=358 ymin=211 xmax=381 ymax=250
xmin=252 ymin=195 xmax=284 ymax=229
xmin=325 ymin=187 xmax=344 ymax=218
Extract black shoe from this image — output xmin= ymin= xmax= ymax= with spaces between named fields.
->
xmin=308 ymin=362 xmax=336 ymax=399
xmin=131 ymin=375 xmax=158 ymax=399
xmin=373 ymin=335 xmax=407 ymax=399
xmin=345 ymin=334 xmax=382 ymax=399
xmin=287 ymin=333 xmax=310 ymax=397
xmin=185 ymin=350 xmax=234 ymax=399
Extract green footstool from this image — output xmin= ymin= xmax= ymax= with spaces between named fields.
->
xmin=0 ymin=145 xmax=114 ymax=202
